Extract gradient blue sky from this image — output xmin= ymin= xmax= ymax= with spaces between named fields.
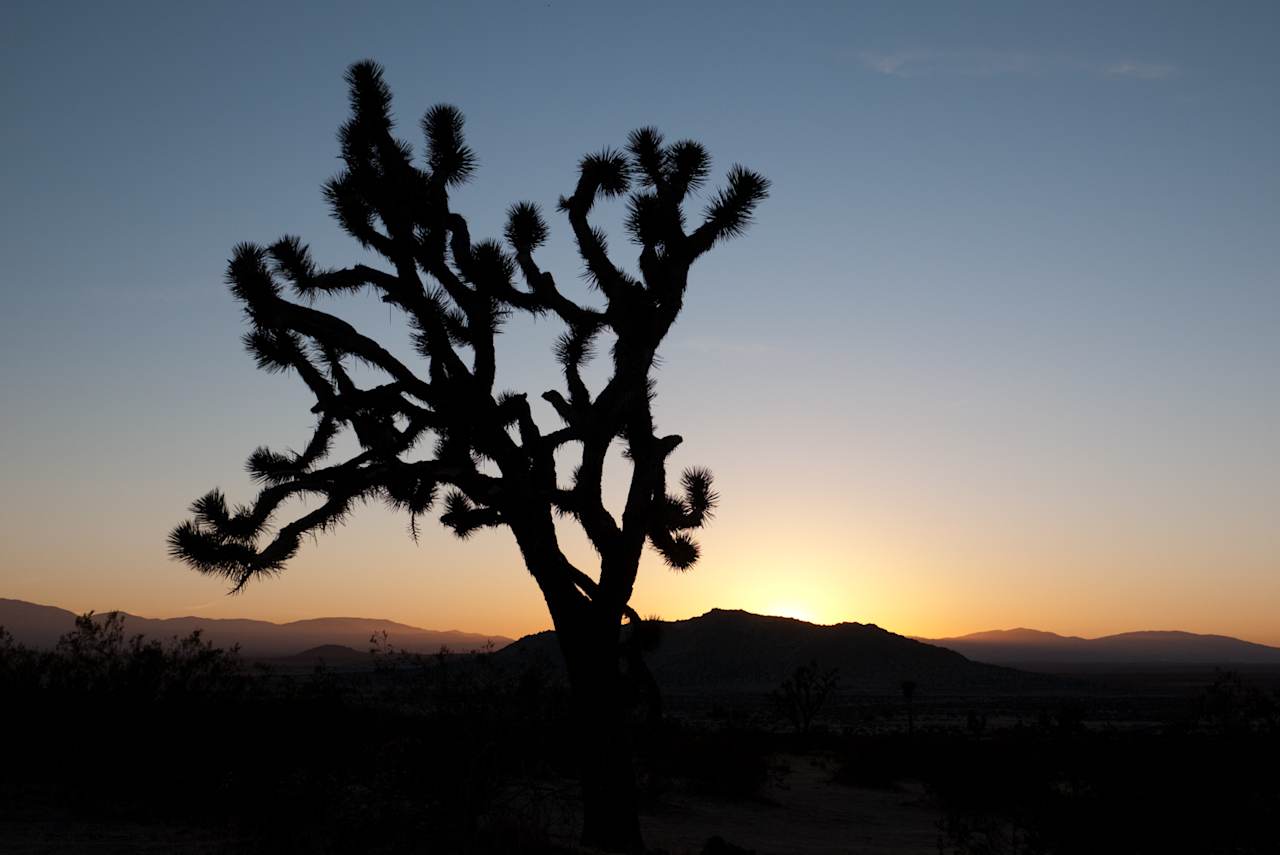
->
xmin=2 ymin=1 xmax=1277 ymax=642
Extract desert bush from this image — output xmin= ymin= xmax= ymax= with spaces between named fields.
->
xmin=1195 ymin=670 xmax=1280 ymax=735
xmin=0 ymin=618 xmax=578 ymax=853
xmin=929 ymin=725 xmax=1280 ymax=854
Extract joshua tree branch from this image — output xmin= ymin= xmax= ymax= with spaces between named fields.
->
xmin=172 ymin=56 xmax=763 ymax=646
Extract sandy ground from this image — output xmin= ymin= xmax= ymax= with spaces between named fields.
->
xmin=0 ymin=755 xmax=939 ymax=854
xmin=0 ymin=817 xmax=245 ymax=854
xmin=638 ymin=754 xmax=940 ymax=855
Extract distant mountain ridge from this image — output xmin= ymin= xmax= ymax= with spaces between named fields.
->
xmin=0 ymin=598 xmax=511 ymax=657
xmin=499 ymin=608 xmax=1055 ymax=694
xmin=918 ymin=627 xmax=1280 ymax=666
xmin=7 ymin=596 xmax=1274 ymax=671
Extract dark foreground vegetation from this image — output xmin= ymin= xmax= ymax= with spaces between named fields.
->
xmin=3 ymin=616 xmax=1278 ymax=854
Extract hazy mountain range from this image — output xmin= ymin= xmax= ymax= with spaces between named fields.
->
xmin=4 ymin=597 xmax=1278 ymax=672
xmin=0 ymin=598 xmax=511 ymax=657
xmin=916 ymin=628 xmax=1280 ymax=666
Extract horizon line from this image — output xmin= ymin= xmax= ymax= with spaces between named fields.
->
xmin=5 ymin=596 xmax=1277 ymax=649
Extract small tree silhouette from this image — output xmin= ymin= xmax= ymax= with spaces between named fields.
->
xmin=772 ymin=660 xmax=839 ymax=736
xmin=167 ymin=61 xmax=767 ymax=852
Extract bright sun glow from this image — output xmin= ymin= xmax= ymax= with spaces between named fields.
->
xmin=764 ymin=603 xmax=817 ymax=624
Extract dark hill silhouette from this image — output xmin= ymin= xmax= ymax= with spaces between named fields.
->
xmin=283 ymin=644 xmax=374 ymax=666
xmin=500 ymin=608 xmax=1055 ymax=694
xmin=920 ymin=627 xmax=1280 ymax=666
xmin=0 ymin=598 xmax=510 ymax=657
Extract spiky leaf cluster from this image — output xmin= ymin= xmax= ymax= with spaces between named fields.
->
xmin=170 ymin=61 xmax=766 ymax=624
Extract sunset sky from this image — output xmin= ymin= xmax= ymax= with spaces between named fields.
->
xmin=3 ymin=2 xmax=1277 ymax=644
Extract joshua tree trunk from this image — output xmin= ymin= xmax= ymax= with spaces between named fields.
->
xmin=519 ymin=533 xmax=646 ymax=852
xmin=561 ymin=622 xmax=644 ymax=853
xmin=578 ymin=701 xmax=643 ymax=853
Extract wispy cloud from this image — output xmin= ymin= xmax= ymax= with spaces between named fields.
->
xmin=1103 ymin=61 xmax=1177 ymax=80
xmin=855 ymin=49 xmax=1177 ymax=81
xmin=856 ymin=49 xmax=1039 ymax=79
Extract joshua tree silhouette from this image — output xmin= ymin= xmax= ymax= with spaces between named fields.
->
xmin=772 ymin=659 xmax=840 ymax=737
xmin=168 ymin=61 xmax=767 ymax=852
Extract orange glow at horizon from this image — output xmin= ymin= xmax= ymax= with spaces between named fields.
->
xmin=4 ymin=378 xmax=1278 ymax=649
xmin=5 ymin=485 xmax=1277 ymax=648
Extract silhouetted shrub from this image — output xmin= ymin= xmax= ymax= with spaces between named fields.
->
xmin=0 ymin=616 xmax=579 ymax=853
xmin=1195 ymin=670 xmax=1279 ymax=735
xmin=928 ymin=717 xmax=1280 ymax=854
